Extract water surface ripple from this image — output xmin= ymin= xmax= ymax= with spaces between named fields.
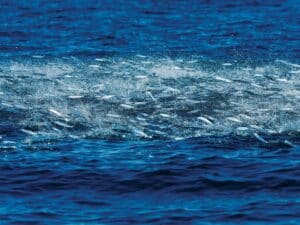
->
xmin=0 ymin=0 xmax=299 ymax=224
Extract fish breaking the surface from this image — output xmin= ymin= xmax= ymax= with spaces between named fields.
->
xmin=0 ymin=56 xmax=299 ymax=144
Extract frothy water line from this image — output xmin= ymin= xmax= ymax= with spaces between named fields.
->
xmin=0 ymin=56 xmax=299 ymax=146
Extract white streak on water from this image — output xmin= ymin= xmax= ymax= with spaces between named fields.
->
xmin=21 ymin=129 xmax=37 ymax=136
xmin=49 ymin=109 xmax=65 ymax=118
xmin=254 ymin=133 xmax=268 ymax=144
xmin=54 ymin=121 xmax=73 ymax=128
xmin=197 ymin=116 xmax=213 ymax=125
xmin=120 ymin=104 xmax=135 ymax=110
xmin=68 ymin=95 xmax=83 ymax=99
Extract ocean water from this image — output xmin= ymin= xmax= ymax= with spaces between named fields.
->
xmin=0 ymin=1 xmax=299 ymax=224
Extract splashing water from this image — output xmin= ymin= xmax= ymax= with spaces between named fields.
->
xmin=0 ymin=56 xmax=299 ymax=146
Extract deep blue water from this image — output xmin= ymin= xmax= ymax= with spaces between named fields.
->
xmin=0 ymin=1 xmax=300 ymax=224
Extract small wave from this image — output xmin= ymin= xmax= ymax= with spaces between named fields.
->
xmin=0 ymin=56 xmax=299 ymax=145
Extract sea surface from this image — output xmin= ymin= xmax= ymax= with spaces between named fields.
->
xmin=0 ymin=1 xmax=299 ymax=224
